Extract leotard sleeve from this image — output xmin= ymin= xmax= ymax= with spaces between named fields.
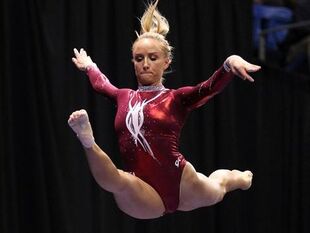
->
xmin=174 ymin=66 xmax=234 ymax=110
xmin=85 ymin=64 xmax=118 ymax=99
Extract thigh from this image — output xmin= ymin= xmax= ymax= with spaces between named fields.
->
xmin=178 ymin=162 xmax=224 ymax=211
xmin=113 ymin=170 xmax=165 ymax=219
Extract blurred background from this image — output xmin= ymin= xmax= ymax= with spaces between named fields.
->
xmin=1 ymin=0 xmax=309 ymax=233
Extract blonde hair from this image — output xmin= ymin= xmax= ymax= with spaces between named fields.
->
xmin=133 ymin=0 xmax=173 ymax=60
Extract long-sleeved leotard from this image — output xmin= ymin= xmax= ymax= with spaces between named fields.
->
xmin=86 ymin=64 xmax=234 ymax=213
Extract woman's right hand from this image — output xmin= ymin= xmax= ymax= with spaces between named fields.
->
xmin=72 ymin=48 xmax=94 ymax=71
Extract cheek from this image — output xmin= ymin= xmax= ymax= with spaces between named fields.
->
xmin=155 ymin=64 xmax=165 ymax=73
xmin=133 ymin=63 xmax=140 ymax=71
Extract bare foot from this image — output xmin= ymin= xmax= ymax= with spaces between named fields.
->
xmin=232 ymin=170 xmax=253 ymax=190
xmin=68 ymin=109 xmax=95 ymax=148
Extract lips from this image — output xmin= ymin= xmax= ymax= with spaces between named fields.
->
xmin=141 ymin=72 xmax=152 ymax=75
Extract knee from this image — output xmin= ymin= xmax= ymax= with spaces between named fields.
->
xmin=201 ymin=176 xmax=227 ymax=206
xmin=195 ymin=176 xmax=226 ymax=206
xmin=208 ymin=185 xmax=226 ymax=205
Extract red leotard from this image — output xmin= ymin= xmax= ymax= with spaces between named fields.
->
xmin=86 ymin=64 xmax=233 ymax=213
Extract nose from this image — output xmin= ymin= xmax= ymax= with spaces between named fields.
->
xmin=143 ymin=57 xmax=149 ymax=69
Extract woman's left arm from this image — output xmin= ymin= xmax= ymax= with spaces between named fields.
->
xmin=174 ymin=56 xmax=261 ymax=110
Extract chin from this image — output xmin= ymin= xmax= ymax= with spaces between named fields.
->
xmin=138 ymin=81 xmax=153 ymax=86
xmin=138 ymin=78 xmax=158 ymax=86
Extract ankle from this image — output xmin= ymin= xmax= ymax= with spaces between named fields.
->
xmin=78 ymin=134 xmax=95 ymax=148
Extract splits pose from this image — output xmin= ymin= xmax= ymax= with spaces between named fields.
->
xmin=68 ymin=0 xmax=261 ymax=219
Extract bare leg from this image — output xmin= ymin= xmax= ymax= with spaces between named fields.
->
xmin=68 ymin=110 xmax=165 ymax=219
xmin=208 ymin=169 xmax=253 ymax=192
xmin=178 ymin=162 xmax=253 ymax=211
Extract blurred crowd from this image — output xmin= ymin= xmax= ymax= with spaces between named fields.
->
xmin=253 ymin=0 xmax=310 ymax=75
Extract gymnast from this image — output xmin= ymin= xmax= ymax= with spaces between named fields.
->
xmin=68 ymin=0 xmax=261 ymax=219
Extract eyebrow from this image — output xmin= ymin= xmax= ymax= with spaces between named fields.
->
xmin=134 ymin=52 xmax=160 ymax=56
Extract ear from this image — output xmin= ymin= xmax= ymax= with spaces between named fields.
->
xmin=164 ymin=58 xmax=171 ymax=70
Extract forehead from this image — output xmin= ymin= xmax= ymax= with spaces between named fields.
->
xmin=132 ymin=38 xmax=163 ymax=54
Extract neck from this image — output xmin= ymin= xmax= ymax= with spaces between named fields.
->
xmin=138 ymin=84 xmax=165 ymax=92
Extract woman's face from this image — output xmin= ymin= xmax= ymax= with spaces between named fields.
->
xmin=132 ymin=38 xmax=171 ymax=86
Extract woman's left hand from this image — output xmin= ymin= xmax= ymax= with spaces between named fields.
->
xmin=224 ymin=55 xmax=261 ymax=82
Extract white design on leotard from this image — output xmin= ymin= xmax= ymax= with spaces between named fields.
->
xmin=125 ymin=90 xmax=165 ymax=161
xmin=175 ymin=157 xmax=182 ymax=168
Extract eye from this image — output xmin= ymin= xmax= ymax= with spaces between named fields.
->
xmin=150 ymin=55 xmax=158 ymax=61
xmin=134 ymin=56 xmax=143 ymax=62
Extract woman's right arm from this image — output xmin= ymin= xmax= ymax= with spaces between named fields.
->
xmin=72 ymin=48 xmax=118 ymax=98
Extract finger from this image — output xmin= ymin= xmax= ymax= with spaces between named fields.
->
xmin=231 ymin=67 xmax=245 ymax=79
xmin=81 ymin=48 xmax=87 ymax=56
xmin=233 ymin=67 xmax=254 ymax=82
xmin=72 ymin=58 xmax=85 ymax=70
xmin=240 ymin=69 xmax=255 ymax=82
xmin=80 ymin=48 xmax=87 ymax=56
xmin=238 ymin=68 xmax=252 ymax=81
xmin=246 ymin=64 xmax=261 ymax=73
xmin=245 ymin=75 xmax=255 ymax=82
xmin=72 ymin=57 xmax=78 ymax=65
xmin=73 ymin=48 xmax=80 ymax=58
